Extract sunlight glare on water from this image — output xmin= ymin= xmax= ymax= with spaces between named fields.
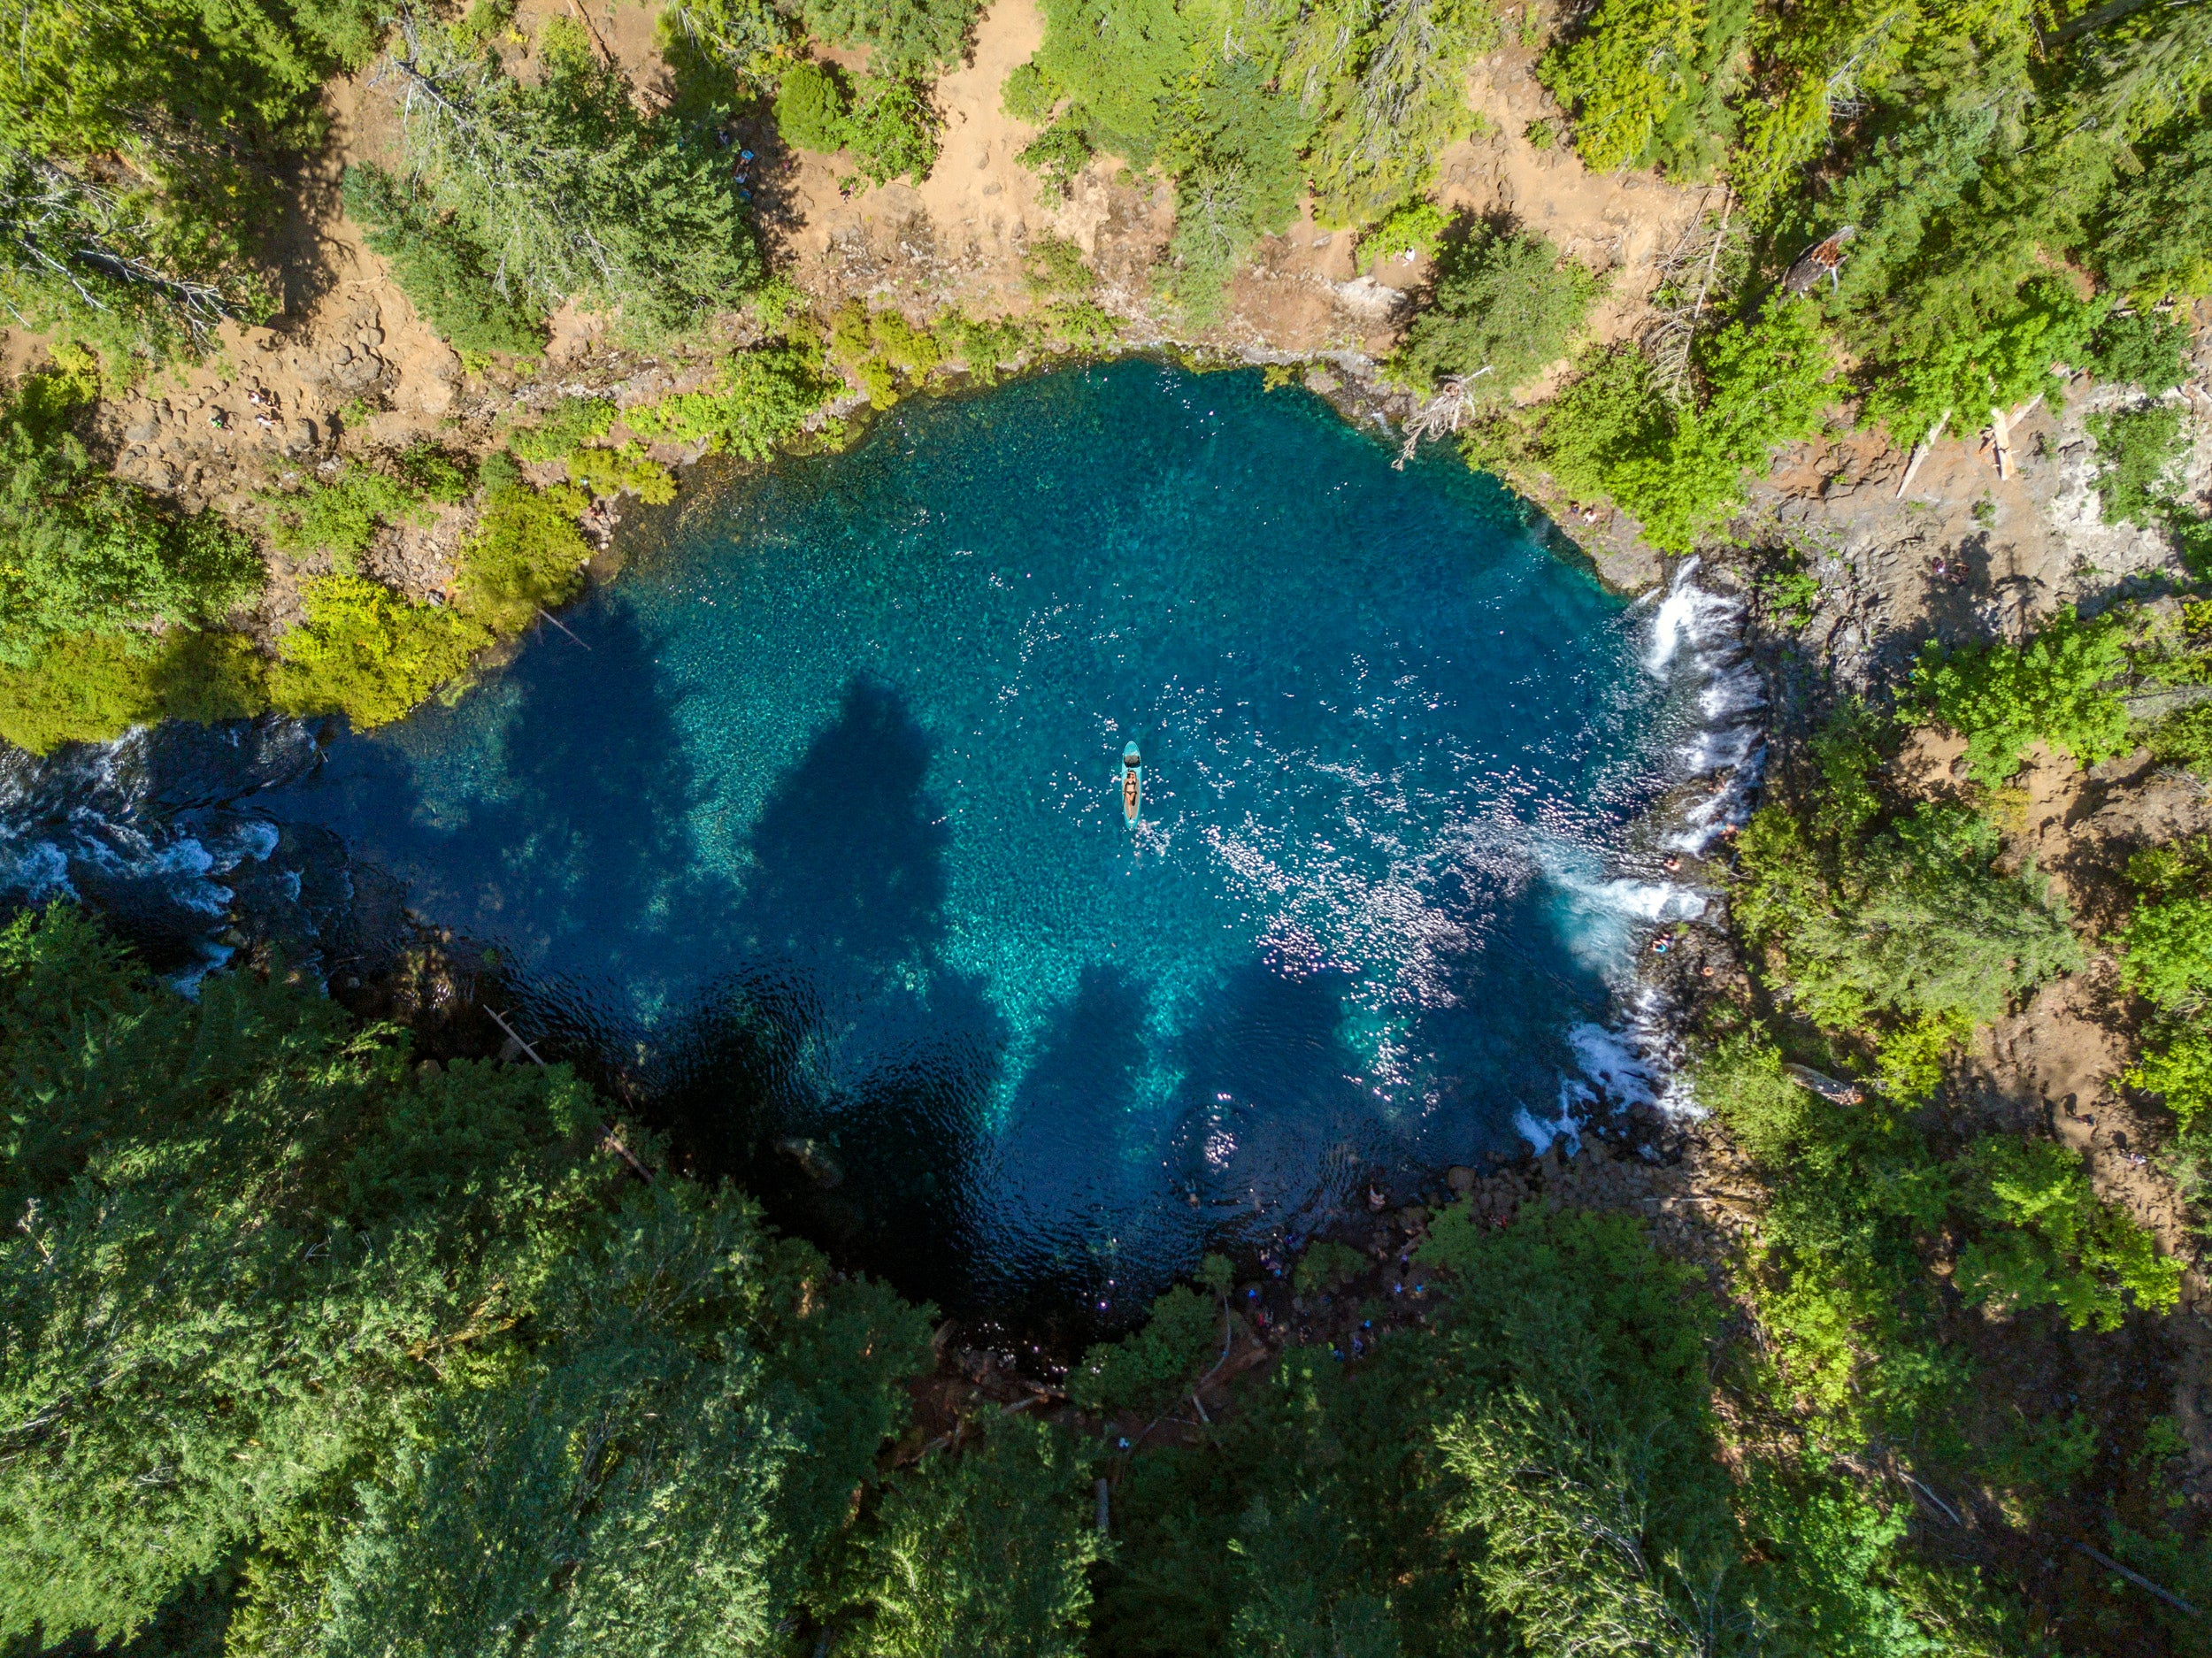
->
xmin=242 ymin=360 xmax=1718 ymax=1317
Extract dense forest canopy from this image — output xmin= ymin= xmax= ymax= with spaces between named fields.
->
xmin=0 ymin=903 xmax=2128 ymax=1658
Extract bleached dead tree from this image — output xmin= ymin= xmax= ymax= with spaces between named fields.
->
xmin=1394 ymin=367 xmax=1493 ymax=468
xmin=0 ymin=150 xmax=237 ymax=342
xmin=1638 ymin=192 xmax=1741 ymax=408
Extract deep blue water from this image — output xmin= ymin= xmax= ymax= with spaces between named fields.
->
xmin=2 ymin=360 xmax=1737 ymax=1321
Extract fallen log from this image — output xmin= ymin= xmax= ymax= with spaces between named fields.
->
xmin=2074 ymin=1540 xmax=2202 ymax=1617
xmin=1783 ymin=1063 xmax=1864 ymax=1104
xmin=1895 ymin=409 xmax=1949 ymax=498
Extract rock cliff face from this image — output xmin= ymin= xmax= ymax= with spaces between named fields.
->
xmin=1740 ymin=355 xmax=2212 ymax=692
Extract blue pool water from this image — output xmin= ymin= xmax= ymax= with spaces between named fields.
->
xmin=1 ymin=360 xmax=1749 ymax=1319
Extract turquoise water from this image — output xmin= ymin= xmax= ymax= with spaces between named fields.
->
xmin=255 ymin=360 xmax=1712 ymax=1317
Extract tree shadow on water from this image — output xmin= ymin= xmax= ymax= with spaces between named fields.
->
xmin=729 ymin=675 xmax=948 ymax=966
xmin=973 ymin=962 xmax=1154 ymax=1338
xmin=1151 ymin=959 xmax=1390 ymax=1278
xmin=654 ymin=677 xmax=1006 ymax=1312
xmin=291 ymin=606 xmax=738 ymax=1052
xmin=291 ymin=650 xmax=1007 ymax=1309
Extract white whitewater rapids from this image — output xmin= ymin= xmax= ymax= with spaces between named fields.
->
xmin=1530 ymin=558 xmax=1763 ymax=1151
xmin=0 ymin=719 xmax=328 ymax=990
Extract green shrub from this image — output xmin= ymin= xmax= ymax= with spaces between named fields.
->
xmin=1538 ymin=0 xmax=1747 ymax=177
xmin=2180 ymin=511 xmax=2212 ymax=583
xmin=1001 ymin=60 xmax=1061 ymax=124
xmin=271 ymin=572 xmax=489 ymax=729
xmin=2087 ymin=311 xmax=2191 ymax=395
xmin=1908 ymin=605 xmax=2133 ymax=787
xmin=565 ymin=444 xmax=676 ymax=503
xmin=1758 ymin=564 xmax=1823 ymax=629
xmin=508 ymin=395 xmax=618 ymax=464
xmin=1540 ymin=299 xmax=1835 ymax=551
xmin=1291 ymin=1239 xmax=1368 ymax=1296
xmin=846 ymin=75 xmax=943 ymax=185
xmin=2162 ymin=1122 xmax=2212 ymax=1228
xmin=1875 ymin=1009 xmax=1976 ymax=1100
xmin=2085 ymin=401 xmax=2190 ymax=528
xmin=1394 ymin=227 xmax=1600 ymax=396
xmin=0 ymin=377 xmax=263 ymax=666
xmin=396 ymin=442 xmax=473 ymax=503
xmin=477 ymin=449 xmax=524 ymax=495
xmin=625 ymin=343 xmax=838 ymax=459
xmin=848 ymin=1419 xmax=1102 ymax=1657
xmin=1690 ymin=1036 xmax=1959 ymax=1443
xmin=1863 ymin=278 xmax=2099 ymax=448
xmin=1024 ymin=233 xmax=1096 ymax=297
xmin=1735 ymin=1476 xmax=1932 ymax=1656
xmin=341 ymin=163 xmax=548 ymax=358
xmin=1018 ymin=120 xmax=1094 ymax=196
xmin=1957 ymin=1137 xmax=2183 ymax=1331
xmin=772 ymin=62 xmax=941 ymax=180
xmin=2097 ymin=115 xmax=2212 ymax=301
xmin=2147 ymin=700 xmax=2212 ymax=775
xmin=1735 ymin=802 xmax=2083 ymax=1057
xmin=1066 ymin=1284 xmax=1220 ymax=1418
xmin=800 ymin=0 xmax=978 ymax=73
xmin=827 ymin=303 xmax=949 ymax=407
xmin=2121 ymin=844 xmax=2212 ymax=1020
xmin=864 ymin=309 xmax=941 ymax=376
xmin=2119 ymin=896 xmax=2212 ymax=1011
xmin=1356 ymin=197 xmax=1449 ymax=267
xmin=2127 ymin=1026 xmax=2212 ymax=1126
xmin=1534 ymin=343 xmax=1659 ymax=492
xmin=261 ymin=463 xmax=425 ymax=561
xmin=1042 ymin=299 xmax=1118 ymax=349
xmin=933 ymin=311 xmax=1038 ymax=383
xmin=775 ymin=59 xmax=850 ymax=153
xmin=453 ymin=0 xmax=519 ymax=46
xmin=0 ymin=629 xmax=267 ymax=754
xmin=454 ymin=485 xmax=591 ymax=634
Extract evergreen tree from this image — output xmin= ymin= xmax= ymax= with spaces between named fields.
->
xmin=845 ymin=1417 xmax=1103 ymax=1657
xmin=383 ymin=16 xmax=759 ymax=341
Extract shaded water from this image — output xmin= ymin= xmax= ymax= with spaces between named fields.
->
xmin=0 ymin=361 xmax=1749 ymax=1324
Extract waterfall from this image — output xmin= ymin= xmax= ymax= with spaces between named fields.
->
xmin=0 ymin=718 xmax=338 ymax=989
xmin=1544 ymin=558 xmax=1765 ymax=1144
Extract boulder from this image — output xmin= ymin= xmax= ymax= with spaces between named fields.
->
xmin=775 ymin=1136 xmax=845 ymax=1188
